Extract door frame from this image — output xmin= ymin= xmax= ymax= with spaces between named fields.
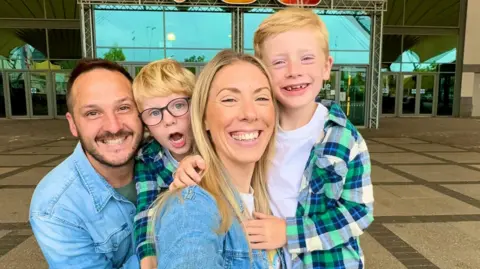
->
xmin=0 ymin=71 xmax=7 ymax=118
xmin=51 ymin=70 xmax=71 ymax=119
xmin=399 ymin=72 xmax=438 ymax=116
xmin=5 ymin=70 xmax=53 ymax=119
xmin=381 ymin=72 xmax=400 ymax=117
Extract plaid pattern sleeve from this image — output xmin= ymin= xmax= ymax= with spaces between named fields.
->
xmin=286 ymin=102 xmax=374 ymax=269
xmin=133 ymin=139 xmax=176 ymax=260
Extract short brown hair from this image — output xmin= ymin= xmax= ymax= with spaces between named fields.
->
xmin=133 ymin=59 xmax=195 ymax=111
xmin=253 ymin=8 xmax=330 ymax=59
xmin=67 ymin=58 xmax=133 ymax=113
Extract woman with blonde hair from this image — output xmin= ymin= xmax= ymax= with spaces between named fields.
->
xmin=150 ymin=49 xmax=284 ymax=268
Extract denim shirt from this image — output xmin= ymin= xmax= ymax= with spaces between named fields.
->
xmin=29 ymin=143 xmax=139 ymax=269
xmin=154 ymin=186 xmax=285 ymax=269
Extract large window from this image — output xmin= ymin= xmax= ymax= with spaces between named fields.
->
xmin=385 ymin=0 xmax=460 ymax=27
xmin=381 ymin=34 xmax=457 ymax=116
xmin=94 ymin=7 xmax=232 ymax=62
xmin=382 ymin=35 xmax=457 ymax=74
xmin=243 ymin=11 xmax=371 ymax=65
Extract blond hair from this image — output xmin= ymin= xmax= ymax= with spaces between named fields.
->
xmin=132 ymin=59 xmax=195 ymax=111
xmin=151 ymin=49 xmax=278 ymax=236
xmin=253 ymin=7 xmax=330 ymax=59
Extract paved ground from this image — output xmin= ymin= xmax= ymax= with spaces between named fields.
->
xmin=1 ymin=117 xmax=480 ymax=268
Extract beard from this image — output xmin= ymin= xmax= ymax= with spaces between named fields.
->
xmin=77 ymin=128 xmax=142 ymax=168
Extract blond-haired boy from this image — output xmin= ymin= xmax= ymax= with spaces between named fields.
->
xmin=132 ymin=59 xmax=196 ymax=268
xmin=172 ymin=7 xmax=374 ymax=269
xmin=244 ymin=8 xmax=374 ymax=269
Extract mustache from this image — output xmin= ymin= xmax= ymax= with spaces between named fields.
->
xmin=95 ymin=130 xmax=133 ymax=141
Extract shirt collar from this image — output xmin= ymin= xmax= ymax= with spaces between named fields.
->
xmin=71 ymin=142 xmax=117 ymax=213
xmin=319 ymin=100 xmax=348 ymax=128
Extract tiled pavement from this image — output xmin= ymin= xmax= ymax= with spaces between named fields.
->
xmin=1 ymin=119 xmax=480 ymax=268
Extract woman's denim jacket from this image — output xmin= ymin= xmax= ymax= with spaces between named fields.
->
xmin=154 ymin=186 xmax=285 ymax=268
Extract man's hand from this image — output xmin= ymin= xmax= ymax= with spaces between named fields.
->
xmin=169 ymin=155 xmax=206 ymax=191
xmin=244 ymin=212 xmax=287 ymax=250
xmin=140 ymin=256 xmax=157 ymax=269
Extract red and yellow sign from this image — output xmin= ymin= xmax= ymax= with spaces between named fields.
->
xmin=220 ymin=0 xmax=321 ymax=5
xmin=276 ymin=0 xmax=321 ymax=6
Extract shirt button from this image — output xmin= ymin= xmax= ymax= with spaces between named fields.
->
xmin=113 ymin=243 xmax=118 ymax=248
xmin=130 ymin=210 xmax=134 ymax=215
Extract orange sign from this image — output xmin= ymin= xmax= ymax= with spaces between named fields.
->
xmin=276 ymin=0 xmax=321 ymax=6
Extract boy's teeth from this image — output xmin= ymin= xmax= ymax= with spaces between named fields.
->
xmin=103 ymin=138 xmax=125 ymax=145
xmin=285 ymin=84 xmax=308 ymax=91
xmin=231 ymin=131 xmax=259 ymax=141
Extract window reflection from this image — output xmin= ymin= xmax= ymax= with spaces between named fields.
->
xmin=165 ymin=12 xmax=231 ymax=49
xmin=94 ymin=9 xmax=232 ymax=61
xmin=95 ymin=10 xmax=164 ymax=48
xmin=166 ymin=49 xmax=221 ymax=62
xmin=244 ymin=13 xmax=371 ymax=65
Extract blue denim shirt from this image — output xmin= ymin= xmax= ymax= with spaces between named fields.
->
xmin=154 ymin=186 xmax=285 ymax=269
xmin=29 ymin=143 xmax=139 ymax=269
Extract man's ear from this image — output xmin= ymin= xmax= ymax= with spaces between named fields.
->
xmin=66 ymin=112 xmax=79 ymax=138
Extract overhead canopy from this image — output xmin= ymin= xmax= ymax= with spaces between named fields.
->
xmin=0 ymin=0 xmax=80 ymax=61
xmin=382 ymin=0 xmax=459 ymax=64
xmin=0 ymin=0 xmax=460 ymax=65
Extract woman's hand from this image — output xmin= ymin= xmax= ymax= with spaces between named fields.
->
xmin=244 ymin=212 xmax=287 ymax=250
xmin=169 ymin=155 xmax=206 ymax=190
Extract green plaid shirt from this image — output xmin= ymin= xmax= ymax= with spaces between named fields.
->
xmin=286 ymin=101 xmax=374 ymax=269
xmin=133 ymin=139 xmax=177 ymax=260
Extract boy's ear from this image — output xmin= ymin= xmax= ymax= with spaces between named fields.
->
xmin=323 ymin=56 xmax=334 ymax=80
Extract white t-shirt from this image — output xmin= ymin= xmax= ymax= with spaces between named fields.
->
xmin=164 ymin=149 xmax=179 ymax=168
xmin=268 ymin=103 xmax=329 ymax=269
xmin=240 ymin=189 xmax=282 ymax=269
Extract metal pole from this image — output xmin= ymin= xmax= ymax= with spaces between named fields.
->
xmin=80 ymin=3 xmax=87 ymax=57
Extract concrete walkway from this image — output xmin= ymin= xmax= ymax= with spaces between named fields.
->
xmin=0 ymin=118 xmax=479 ymax=268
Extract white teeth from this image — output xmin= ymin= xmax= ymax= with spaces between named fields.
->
xmin=231 ymin=131 xmax=259 ymax=141
xmin=103 ymin=138 xmax=125 ymax=145
xmin=285 ymin=84 xmax=308 ymax=91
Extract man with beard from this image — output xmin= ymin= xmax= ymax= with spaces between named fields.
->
xmin=29 ymin=59 xmax=143 ymax=268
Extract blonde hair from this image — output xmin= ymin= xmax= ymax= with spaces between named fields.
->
xmin=132 ymin=59 xmax=195 ymax=111
xmin=253 ymin=7 xmax=330 ymax=59
xmin=151 ymin=49 xmax=278 ymax=236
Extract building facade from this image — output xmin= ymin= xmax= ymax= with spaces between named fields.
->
xmin=0 ymin=0 xmax=469 ymax=128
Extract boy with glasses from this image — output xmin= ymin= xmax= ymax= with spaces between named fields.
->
xmin=131 ymin=59 xmax=197 ymax=269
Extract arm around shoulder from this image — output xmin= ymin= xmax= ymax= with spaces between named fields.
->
xmin=154 ymin=187 xmax=224 ymax=269
xmin=30 ymin=214 xmax=138 ymax=269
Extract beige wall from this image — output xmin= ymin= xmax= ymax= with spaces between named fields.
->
xmin=463 ymin=0 xmax=480 ymax=65
xmin=462 ymin=0 xmax=480 ymax=116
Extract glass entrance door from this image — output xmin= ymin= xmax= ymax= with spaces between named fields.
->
xmin=29 ymin=72 xmax=49 ymax=116
xmin=7 ymin=72 xmax=28 ymax=117
xmin=401 ymin=74 xmax=417 ymax=115
xmin=53 ymin=71 xmax=69 ymax=117
xmin=339 ymin=66 xmax=367 ymax=126
xmin=318 ymin=67 xmax=367 ymax=126
xmin=319 ymin=70 xmax=339 ymax=101
xmin=419 ymin=74 xmax=435 ymax=115
xmin=400 ymin=73 xmax=437 ymax=116
xmin=6 ymin=71 xmax=52 ymax=118
xmin=381 ymin=73 xmax=398 ymax=115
